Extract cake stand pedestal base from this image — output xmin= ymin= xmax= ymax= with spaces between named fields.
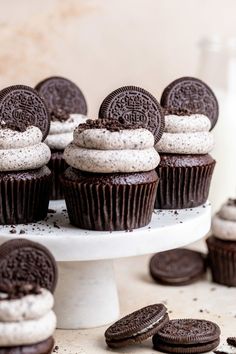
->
xmin=54 ymin=260 xmax=119 ymax=329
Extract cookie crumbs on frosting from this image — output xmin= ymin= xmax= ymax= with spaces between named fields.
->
xmin=51 ymin=108 xmax=70 ymax=122
xmin=163 ymin=107 xmax=197 ymax=116
xmin=0 ymin=121 xmax=27 ymax=132
xmin=227 ymin=198 xmax=236 ymax=206
xmin=77 ymin=118 xmax=145 ymax=133
xmin=0 ymin=283 xmax=42 ymax=300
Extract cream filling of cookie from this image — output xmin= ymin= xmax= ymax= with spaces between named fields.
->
xmin=46 ymin=113 xmax=87 ymax=150
xmin=155 ymin=114 xmax=214 ymax=154
xmin=131 ymin=315 xmax=164 ymax=337
xmin=0 ymin=126 xmax=50 ymax=172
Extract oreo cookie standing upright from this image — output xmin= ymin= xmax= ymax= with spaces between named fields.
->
xmin=0 ymin=85 xmax=52 ymax=225
xmin=99 ymin=86 xmax=165 ymax=144
xmin=105 ymin=304 xmax=169 ymax=348
xmin=155 ymin=77 xmax=217 ymax=209
xmin=35 ymin=76 xmax=88 ymax=200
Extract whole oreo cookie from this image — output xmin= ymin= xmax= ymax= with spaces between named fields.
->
xmin=0 ymin=239 xmax=58 ymax=293
xmin=149 ymin=249 xmax=206 ymax=286
xmin=153 ymin=319 xmax=221 ymax=353
xmin=160 ymin=77 xmax=219 ymax=130
xmin=35 ymin=76 xmax=87 ymax=118
xmin=98 ymin=86 xmax=165 ymax=144
xmin=105 ymin=304 xmax=169 ymax=348
xmin=0 ymin=85 xmax=50 ymax=140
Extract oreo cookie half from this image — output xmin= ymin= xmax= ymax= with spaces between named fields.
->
xmin=153 ymin=319 xmax=221 ymax=353
xmin=0 ymin=239 xmax=58 ymax=293
xmin=160 ymin=77 xmax=219 ymax=130
xmin=0 ymin=85 xmax=50 ymax=141
xmin=149 ymin=248 xmax=206 ymax=286
xmin=98 ymin=86 xmax=165 ymax=144
xmin=35 ymin=76 xmax=87 ymax=118
xmin=105 ymin=304 xmax=169 ymax=348
xmin=0 ymin=337 xmax=54 ymax=354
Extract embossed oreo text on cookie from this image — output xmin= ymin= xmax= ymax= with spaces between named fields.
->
xmin=160 ymin=77 xmax=219 ymax=130
xmin=0 ymin=85 xmax=50 ymax=140
xmin=99 ymin=86 xmax=165 ymax=144
xmin=35 ymin=76 xmax=87 ymax=117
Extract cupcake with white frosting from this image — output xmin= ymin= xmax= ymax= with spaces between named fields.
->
xmin=35 ymin=76 xmax=87 ymax=200
xmin=155 ymin=108 xmax=216 ymax=209
xmin=62 ymin=119 xmax=160 ymax=231
xmin=207 ymin=199 xmax=236 ymax=287
xmin=0 ymin=85 xmax=51 ymax=225
xmin=0 ymin=283 xmax=56 ymax=353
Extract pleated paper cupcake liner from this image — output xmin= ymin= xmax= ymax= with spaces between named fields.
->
xmin=207 ymin=236 xmax=236 ymax=287
xmin=62 ymin=171 xmax=159 ymax=231
xmin=155 ymin=160 xmax=216 ymax=209
xmin=47 ymin=151 xmax=68 ymax=200
xmin=0 ymin=167 xmax=51 ymax=225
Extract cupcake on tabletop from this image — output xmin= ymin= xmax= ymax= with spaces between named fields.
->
xmin=0 ymin=85 xmax=51 ymax=225
xmin=207 ymin=198 xmax=236 ymax=287
xmin=155 ymin=76 xmax=218 ymax=209
xmin=35 ymin=76 xmax=87 ymax=200
xmin=0 ymin=283 xmax=56 ymax=354
xmin=62 ymin=86 xmax=165 ymax=231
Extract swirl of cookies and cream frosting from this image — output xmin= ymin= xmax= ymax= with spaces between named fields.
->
xmin=0 ymin=126 xmax=50 ymax=172
xmin=0 ymin=285 xmax=56 ymax=346
xmin=64 ymin=119 xmax=160 ymax=173
xmin=155 ymin=114 xmax=214 ymax=154
xmin=46 ymin=113 xmax=87 ymax=150
xmin=212 ymin=199 xmax=236 ymax=241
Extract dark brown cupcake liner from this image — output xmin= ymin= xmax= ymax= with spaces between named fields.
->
xmin=155 ymin=158 xmax=216 ymax=209
xmin=61 ymin=169 xmax=159 ymax=231
xmin=207 ymin=236 xmax=236 ymax=287
xmin=47 ymin=150 xmax=68 ymax=200
xmin=0 ymin=166 xmax=51 ymax=225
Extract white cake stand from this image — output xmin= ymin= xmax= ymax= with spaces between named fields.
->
xmin=0 ymin=201 xmax=211 ymax=329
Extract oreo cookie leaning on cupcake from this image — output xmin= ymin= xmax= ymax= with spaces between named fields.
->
xmin=155 ymin=77 xmax=218 ymax=209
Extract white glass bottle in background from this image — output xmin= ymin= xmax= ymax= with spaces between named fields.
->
xmin=197 ymin=37 xmax=236 ymax=213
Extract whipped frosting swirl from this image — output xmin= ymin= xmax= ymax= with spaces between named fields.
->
xmin=46 ymin=113 xmax=87 ymax=150
xmin=0 ymin=287 xmax=56 ymax=346
xmin=0 ymin=126 xmax=51 ymax=172
xmin=64 ymin=125 xmax=160 ymax=173
xmin=212 ymin=199 xmax=236 ymax=241
xmin=155 ymin=114 xmax=214 ymax=154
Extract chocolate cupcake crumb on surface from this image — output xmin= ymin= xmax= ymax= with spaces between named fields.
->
xmin=155 ymin=76 xmax=217 ymax=209
xmin=0 ymin=85 xmax=51 ymax=225
xmin=35 ymin=76 xmax=88 ymax=200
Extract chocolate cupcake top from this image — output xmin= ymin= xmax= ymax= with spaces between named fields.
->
xmin=212 ymin=198 xmax=236 ymax=241
xmin=35 ymin=77 xmax=88 ymax=151
xmin=155 ymin=111 xmax=214 ymax=155
xmin=64 ymin=118 xmax=160 ymax=173
xmin=0 ymin=283 xmax=56 ymax=347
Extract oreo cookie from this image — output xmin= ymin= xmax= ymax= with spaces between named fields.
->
xmin=153 ymin=319 xmax=221 ymax=353
xmin=0 ymin=337 xmax=54 ymax=354
xmin=105 ymin=304 xmax=169 ymax=348
xmin=35 ymin=76 xmax=87 ymax=118
xmin=0 ymin=85 xmax=50 ymax=141
xmin=0 ymin=239 xmax=58 ymax=293
xmin=160 ymin=77 xmax=219 ymax=130
xmin=98 ymin=86 xmax=165 ymax=144
xmin=149 ymin=249 xmax=206 ymax=286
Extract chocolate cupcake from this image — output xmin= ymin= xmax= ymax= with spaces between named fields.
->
xmin=61 ymin=119 xmax=160 ymax=231
xmin=0 ymin=85 xmax=51 ymax=225
xmin=35 ymin=76 xmax=87 ymax=200
xmin=155 ymin=77 xmax=218 ymax=209
xmin=207 ymin=199 xmax=236 ymax=286
xmin=0 ymin=283 xmax=56 ymax=353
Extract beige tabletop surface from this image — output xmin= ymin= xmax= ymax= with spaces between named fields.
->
xmin=54 ymin=240 xmax=236 ymax=354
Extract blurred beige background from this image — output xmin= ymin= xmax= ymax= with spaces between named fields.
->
xmin=0 ymin=0 xmax=235 ymax=116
